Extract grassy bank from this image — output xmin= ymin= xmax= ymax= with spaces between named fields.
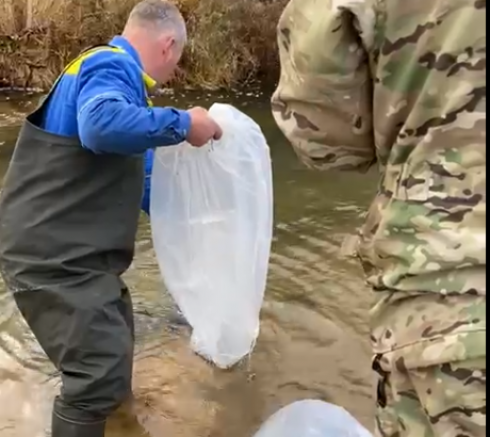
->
xmin=0 ymin=0 xmax=286 ymax=91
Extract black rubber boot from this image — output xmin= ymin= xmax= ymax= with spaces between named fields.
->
xmin=51 ymin=412 xmax=106 ymax=437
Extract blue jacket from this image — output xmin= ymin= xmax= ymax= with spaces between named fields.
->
xmin=41 ymin=35 xmax=191 ymax=215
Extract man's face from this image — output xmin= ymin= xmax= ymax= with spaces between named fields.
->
xmin=152 ymin=33 xmax=183 ymax=84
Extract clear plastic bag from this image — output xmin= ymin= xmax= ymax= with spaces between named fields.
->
xmin=150 ymin=103 xmax=273 ymax=369
xmin=253 ymin=400 xmax=373 ymax=437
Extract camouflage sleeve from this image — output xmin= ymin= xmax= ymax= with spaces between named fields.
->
xmin=271 ymin=0 xmax=376 ymax=172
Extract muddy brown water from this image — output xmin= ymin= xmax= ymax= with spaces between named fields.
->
xmin=0 ymin=90 xmax=377 ymax=437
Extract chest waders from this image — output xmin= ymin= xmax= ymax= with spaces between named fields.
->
xmin=0 ymin=45 xmax=150 ymax=436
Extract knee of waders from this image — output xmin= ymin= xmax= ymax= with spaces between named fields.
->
xmin=13 ymin=279 xmax=135 ymax=422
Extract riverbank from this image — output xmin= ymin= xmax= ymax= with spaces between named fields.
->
xmin=0 ymin=0 xmax=286 ymax=91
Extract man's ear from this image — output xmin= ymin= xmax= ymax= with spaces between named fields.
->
xmin=161 ymin=34 xmax=176 ymax=53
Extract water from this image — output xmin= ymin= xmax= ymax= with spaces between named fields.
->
xmin=0 ymin=90 xmax=377 ymax=436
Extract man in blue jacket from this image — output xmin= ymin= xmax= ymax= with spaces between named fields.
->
xmin=0 ymin=1 xmax=221 ymax=436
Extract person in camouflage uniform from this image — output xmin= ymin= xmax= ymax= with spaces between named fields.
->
xmin=271 ymin=0 xmax=486 ymax=436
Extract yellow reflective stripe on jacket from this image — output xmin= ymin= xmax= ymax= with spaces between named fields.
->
xmin=64 ymin=46 xmax=125 ymax=76
xmin=58 ymin=45 xmax=156 ymax=106
xmin=142 ymin=72 xmax=156 ymax=91
xmin=142 ymin=73 xmax=156 ymax=107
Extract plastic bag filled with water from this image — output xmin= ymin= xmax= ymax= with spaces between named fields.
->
xmin=253 ymin=400 xmax=373 ymax=437
xmin=150 ymin=103 xmax=273 ymax=369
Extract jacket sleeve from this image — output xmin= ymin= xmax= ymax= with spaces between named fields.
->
xmin=76 ymin=53 xmax=191 ymax=155
xmin=271 ymin=0 xmax=376 ymax=172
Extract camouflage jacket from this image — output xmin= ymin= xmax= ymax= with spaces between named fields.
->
xmin=272 ymin=0 xmax=486 ymax=363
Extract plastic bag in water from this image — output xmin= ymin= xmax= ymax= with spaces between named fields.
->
xmin=253 ymin=400 xmax=373 ymax=437
xmin=150 ymin=103 xmax=273 ymax=369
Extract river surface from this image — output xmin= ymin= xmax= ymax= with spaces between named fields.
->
xmin=0 ymin=90 xmax=377 ymax=437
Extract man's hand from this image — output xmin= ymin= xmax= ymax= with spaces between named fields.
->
xmin=186 ymin=107 xmax=223 ymax=147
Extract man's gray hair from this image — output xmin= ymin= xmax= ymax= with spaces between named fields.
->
xmin=127 ymin=0 xmax=187 ymax=44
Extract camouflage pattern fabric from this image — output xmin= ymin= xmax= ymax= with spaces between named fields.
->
xmin=375 ymin=356 xmax=486 ymax=437
xmin=271 ymin=0 xmax=486 ymax=435
xmin=372 ymin=293 xmax=486 ymax=436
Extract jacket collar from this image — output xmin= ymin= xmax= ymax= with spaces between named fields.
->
xmin=109 ymin=35 xmax=157 ymax=89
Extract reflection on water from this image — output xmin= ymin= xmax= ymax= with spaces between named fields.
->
xmin=0 ymin=90 xmax=377 ymax=436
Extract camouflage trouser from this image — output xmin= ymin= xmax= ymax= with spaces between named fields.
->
xmin=374 ymin=355 xmax=486 ymax=437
